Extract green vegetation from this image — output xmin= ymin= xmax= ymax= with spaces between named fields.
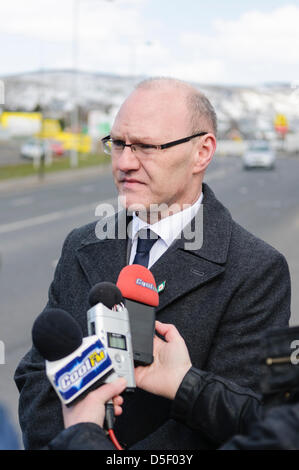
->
xmin=0 ymin=153 xmax=110 ymax=181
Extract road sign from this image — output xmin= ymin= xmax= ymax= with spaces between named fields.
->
xmin=274 ymin=114 xmax=289 ymax=136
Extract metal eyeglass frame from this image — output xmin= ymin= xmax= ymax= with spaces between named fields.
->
xmin=101 ymin=132 xmax=208 ymax=154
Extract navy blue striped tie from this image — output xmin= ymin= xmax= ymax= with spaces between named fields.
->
xmin=132 ymin=229 xmax=159 ymax=268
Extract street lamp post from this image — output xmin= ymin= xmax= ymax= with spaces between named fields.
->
xmin=70 ymin=0 xmax=114 ymax=168
xmin=70 ymin=0 xmax=79 ymax=168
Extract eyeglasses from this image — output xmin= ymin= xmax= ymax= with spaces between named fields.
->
xmin=101 ymin=132 xmax=208 ymax=157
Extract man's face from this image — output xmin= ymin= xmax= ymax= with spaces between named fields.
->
xmin=111 ymin=87 xmax=201 ymax=214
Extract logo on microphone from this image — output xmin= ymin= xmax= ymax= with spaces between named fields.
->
xmin=136 ymin=278 xmax=157 ymax=292
xmin=54 ymin=340 xmax=113 ymax=401
xmin=58 ymin=347 xmax=107 ymax=392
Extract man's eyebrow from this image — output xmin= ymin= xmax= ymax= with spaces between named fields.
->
xmin=110 ymin=133 xmax=124 ymax=140
xmin=111 ymin=134 xmax=156 ymax=143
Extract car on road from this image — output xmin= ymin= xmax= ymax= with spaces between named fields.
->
xmin=20 ymin=138 xmax=65 ymax=160
xmin=242 ymin=140 xmax=276 ymax=170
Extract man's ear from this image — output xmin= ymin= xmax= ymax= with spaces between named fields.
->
xmin=192 ymin=134 xmax=217 ymax=174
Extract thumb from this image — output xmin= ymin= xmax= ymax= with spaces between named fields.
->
xmin=94 ymin=377 xmax=127 ymax=404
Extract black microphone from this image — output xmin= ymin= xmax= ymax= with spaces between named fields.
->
xmin=89 ymin=282 xmax=124 ymax=309
xmin=32 ymin=308 xmax=114 ymax=406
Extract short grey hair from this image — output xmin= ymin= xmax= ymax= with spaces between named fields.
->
xmin=135 ymin=77 xmax=217 ymax=136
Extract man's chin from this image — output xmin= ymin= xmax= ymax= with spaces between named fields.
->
xmin=117 ymin=194 xmax=151 ymax=214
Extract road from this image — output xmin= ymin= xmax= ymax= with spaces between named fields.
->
xmin=0 ymin=139 xmax=27 ymax=166
xmin=0 ymin=155 xmax=299 ymax=446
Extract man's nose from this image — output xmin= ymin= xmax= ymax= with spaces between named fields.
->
xmin=116 ymin=145 xmax=140 ymax=172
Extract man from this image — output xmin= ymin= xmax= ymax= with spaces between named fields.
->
xmin=15 ymin=77 xmax=291 ymax=450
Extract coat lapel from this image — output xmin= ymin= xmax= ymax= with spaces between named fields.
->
xmin=75 ymin=209 xmax=129 ymax=287
xmin=151 ymin=183 xmax=232 ymax=312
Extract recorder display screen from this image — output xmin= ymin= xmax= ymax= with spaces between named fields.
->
xmin=107 ymin=332 xmax=127 ymax=350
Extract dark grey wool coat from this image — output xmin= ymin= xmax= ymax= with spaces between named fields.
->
xmin=14 ymin=183 xmax=291 ymax=450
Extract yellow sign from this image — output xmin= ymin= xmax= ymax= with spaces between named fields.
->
xmin=1 ymin=112 xmax=42 ymax=135
xmin=0 ymin=112 xmax=42 ymax=127
xmin=56 ymin=131 xmax=91 ymax=153
xmin=37 ymin=119 xmax=62 ymax=138
xmin=274 ymin=114 xmax=288 ymax=128
xmin=274 ymin=114 xmax=289 ymax=135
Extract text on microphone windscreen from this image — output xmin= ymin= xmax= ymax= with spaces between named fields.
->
xmin=116 ymin=265 xmax=159 ymax=307
xmin=32 ymin=308 xmax=83 ymax=361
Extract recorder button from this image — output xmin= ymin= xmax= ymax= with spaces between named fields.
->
xmin=114 ymin=353 xmax=122 ymax=363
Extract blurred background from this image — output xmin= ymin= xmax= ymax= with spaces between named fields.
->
xmin=0 ymin=0 xmax=299 ymax=448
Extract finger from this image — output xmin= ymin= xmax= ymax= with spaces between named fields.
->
xmin=90 ymin=377 xmax=127 ymax=404
xmin=114 ymin=405 xmax=123 ymax=417
xmin=155 ymin=321 xmax=181 ymax=343
xmin=113 ymin=395 xmax=124 ymax=406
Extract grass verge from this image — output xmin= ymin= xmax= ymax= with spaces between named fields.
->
xmin=0 ymin=153 xmax=110 ymax=181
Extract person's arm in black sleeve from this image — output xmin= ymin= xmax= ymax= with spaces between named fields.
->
xmin=171 ymin=367 xmax=262 ymax=446
xmin=220 ymin=403 xmax=299 ymax=450
xmin=46 ymin=423 xmax=115 ymax=451
xmin=45 ymin=378 xmax=127 ymax=450
xmin=135 ymin=321 xmax=263 ymax=448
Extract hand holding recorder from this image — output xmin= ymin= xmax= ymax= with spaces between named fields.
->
xmin=135 ymin=321 xmax=192 ymax=400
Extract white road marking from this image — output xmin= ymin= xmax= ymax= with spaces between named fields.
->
xmin=0 ymin=197 xmax=117 ymax=234
xmin=0 ymin=165 xmax=233 ymax=235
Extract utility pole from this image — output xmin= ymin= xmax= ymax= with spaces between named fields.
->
xmin=70 ymin=0 xmax=115 ymax=168
xmin=70 ymin=0 xmax=79 ymax=168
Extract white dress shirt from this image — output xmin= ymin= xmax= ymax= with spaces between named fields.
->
xmin=129 ymin=193 xmax=203 ymax=269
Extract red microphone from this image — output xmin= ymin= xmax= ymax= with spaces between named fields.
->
xmin=117 ymin=264 xmax=159 ymax=307
xmin=117 ymin=265 xmax=159 ymax=366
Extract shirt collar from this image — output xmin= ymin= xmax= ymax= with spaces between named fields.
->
xmin=131 ymin=193 xmax=203 ymax=247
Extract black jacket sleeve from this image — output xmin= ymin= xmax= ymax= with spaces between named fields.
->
xmin=46 ymin=423 xmax=115 ymax=450
xmin=220 ymin=403 xmax=299 ymax=450
xmin=170 ymin=367 xmax=262 ymax=446
xmin=45 ymin=399 xmax=299 ymax=450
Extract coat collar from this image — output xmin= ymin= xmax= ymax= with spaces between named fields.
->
xmin=75 ymin=183 xmax=232 ymax=311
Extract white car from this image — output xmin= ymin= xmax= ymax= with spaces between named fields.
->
xmin=20 ymin=139 xmax=45 ymax=160
xmin=20 ymin=138 xmax=65 ymax=160
xmin=242 ymin=141 xmax=276 ymax=170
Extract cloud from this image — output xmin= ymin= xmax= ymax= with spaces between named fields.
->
xmin=1 ymin=2 xmax=299 ymax=84
xmin=0 ymin=0 xmax=153 ymax=75
xmin=0 ymin=0 xmax=146 ymax=41
xmin=178 ymin=5 xmax=299 ymax=83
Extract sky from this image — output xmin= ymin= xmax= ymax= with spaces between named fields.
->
xmin=1 ymin=0 xmax=299 ymax=85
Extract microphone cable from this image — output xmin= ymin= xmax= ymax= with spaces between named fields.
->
xmin=105 ymin=402 xmax=124 ymax=451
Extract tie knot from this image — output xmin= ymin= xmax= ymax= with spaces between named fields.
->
xmin=136 ymin=228 xmax=159 ymax=254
